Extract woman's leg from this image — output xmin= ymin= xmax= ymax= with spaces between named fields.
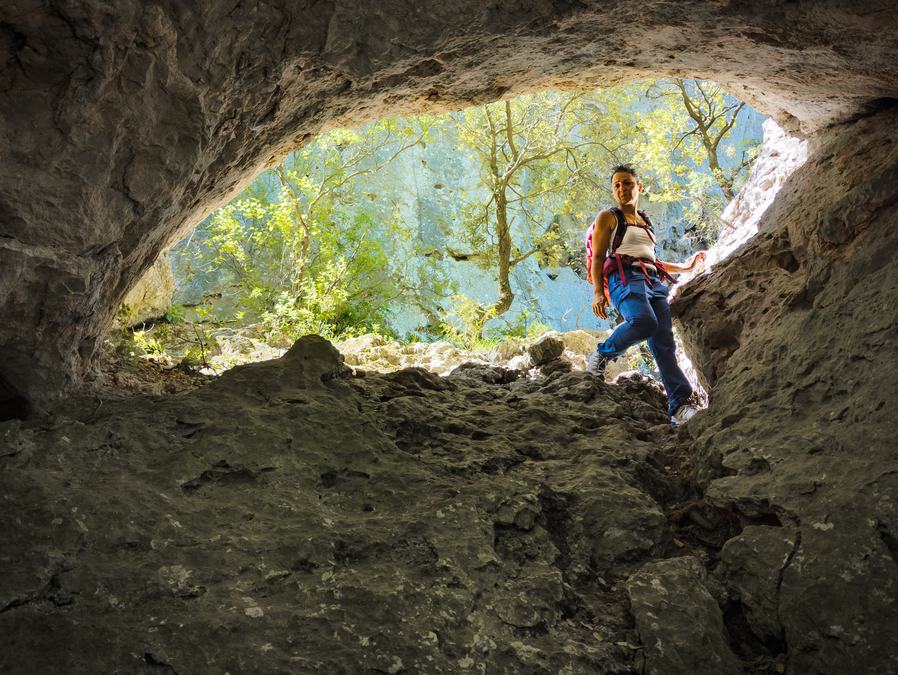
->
xmin=647 ymin=291 xmax=693 ymax=414
xmin=597 ymin=289 xmax=659 ymax=361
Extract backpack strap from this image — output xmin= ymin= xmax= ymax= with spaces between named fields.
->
xmin=610 ymin=208 xmax=657 ymax=252
xmin=638 ymin=210 xmax=657 ymax=245
xmin=609 ymin=207 xmax=629 ymax=254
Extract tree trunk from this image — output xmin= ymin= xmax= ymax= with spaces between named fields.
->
xmin=705 ymin=147 xmax=736 ymax=201
xmin=475 ymin=187 xmax=516 ymax=336
xmin=274 ymin=167 xmax=312 ymax=292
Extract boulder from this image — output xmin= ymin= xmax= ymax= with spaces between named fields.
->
xmin=626 ymin=557 xmax=742 ymax=675
xmin=527 ymin=335 xmax=564 ymax=366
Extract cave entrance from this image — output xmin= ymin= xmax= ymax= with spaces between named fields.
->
xmin=109 ymin=78 xmax=801 ymax=384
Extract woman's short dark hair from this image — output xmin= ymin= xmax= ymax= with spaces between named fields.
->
xmin=610 ymin=164 xmax=638 ymax=180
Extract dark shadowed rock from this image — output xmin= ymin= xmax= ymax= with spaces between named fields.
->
xmin=718 ymin=525 xmax=798 ymax=644
xmin=626 ymin=557 xmax=742 ymax=675
xmin=539 ymin=358 xmax=572 ymax=377
xmin=282 ymin=334 xmax=350 ymax=382
xmin=0 ymin=353 xmax=682 ymax=673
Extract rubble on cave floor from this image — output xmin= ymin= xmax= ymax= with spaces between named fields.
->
xmin=104 ymin=322 xmax=647 ymax=384
xmin=1 ymin=336 xmax=784 ymax=674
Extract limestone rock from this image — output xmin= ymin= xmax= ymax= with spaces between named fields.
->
xmin=674 ymin=105 xmax=898 ymax=674
xmin=1 ymin=1 xmax=898 ymax=672
xmin=558 ymin=329 xmax=601 ymax=356
xmin=711 ymin=119 xmax=809 ymax=266
xmin=3 ymin=1 xmax=898 ymax=405
xmin=527 ymin=335 xmax=564 ymax=366
xmin=281 ymin=334 xmax=350 ymax=383
xmin=490 ymin=337 xmax=526 ymax=363
xmin=718 ymin=525 xmax=798 ymax=643
xmin=119 ymin=253 xmax=175 ymax=325
xmin=626 ymin=557 xmax=742 ymax=675
xmin=0 ymin=340 xmax=680 ymax=673
xmin=538 ymin=358 xmax=571 ymax=377
xmin=334 ymin=331 xmax=607 ymax=376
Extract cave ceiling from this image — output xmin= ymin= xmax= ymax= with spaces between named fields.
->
xmin=0 ymin=0 xmax=897 ymax=404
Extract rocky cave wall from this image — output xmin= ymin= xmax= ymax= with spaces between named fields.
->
xmin=1 ymin=3 xmax=898 ymax=672
xmin=2 ymin=0 xmax=898 ymax=408
xmin=673 ymin=101 xmax=898 ymax=674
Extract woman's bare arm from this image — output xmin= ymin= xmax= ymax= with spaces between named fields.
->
xmin=591 ymin=210 xmax=616 ymax=318
xmin=657 ymin=251 xmax=706 ymax=274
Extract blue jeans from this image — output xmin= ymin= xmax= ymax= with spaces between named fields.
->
xmin=597 ymin=269 xmax=693 ymax=415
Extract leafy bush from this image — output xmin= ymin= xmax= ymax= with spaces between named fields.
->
xmin=132 ymin=330 xmax=165 ymax=356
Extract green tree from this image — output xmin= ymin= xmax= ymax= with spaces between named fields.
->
xmin=443 ymin=92 xmax=609 ymax=334
xmin=178 ymin=79 xmax=759 ymax=348
xmin=633 ymin=79 xmax=759 ymax=239
xmin=672 ymin=78 xmax=753 ymax=202
xmin=195 ymin=119 xmax=427 ymax=340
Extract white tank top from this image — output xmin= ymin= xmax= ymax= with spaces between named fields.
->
xmin=614 ymin=224 xmax=656 ymax=262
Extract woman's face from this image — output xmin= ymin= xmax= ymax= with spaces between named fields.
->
xmin=611 ymin=171 xmax=643 ymax=207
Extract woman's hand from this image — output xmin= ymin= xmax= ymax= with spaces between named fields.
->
xmin=688 ymin=251 xmax=707 ymax=272
xmin=592 ymin=289 xmax=608 ymax=319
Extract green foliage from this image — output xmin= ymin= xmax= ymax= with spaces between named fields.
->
xmin=132 ymin=330 xmax=165 ymax=356
xmin=179 ymin=327 xmax=218 ymax=371
xmin=414 ymin=93 xmax=607 ymax=328
xmin=175 ymin=78 xmax=759 ymax=351
xmin=631 ymin=79 xmax=759 ymax=240
xmin=500 ymin=308 xmax=552 ymax=340
xmin=163 ymin=304 xmax=186 ymax=324
xmin=117 ymin=303 xmax=137 ymax=327
xmin=191 ymin=119 xmax=431 ymax=342
xmin=439 ymin=293 xmax=499 ymax=350
xmin=624 ymin=345 xmax=655 ymax=373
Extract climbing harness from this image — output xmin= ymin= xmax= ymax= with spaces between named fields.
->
xmin=585 ymin=207 xmax=675 ymax=299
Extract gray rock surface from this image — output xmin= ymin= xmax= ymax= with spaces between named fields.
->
xmin=527 ymin=335 xmax=565 ymax=366
xmin=1 ymin=2 xmax=898 ymax=673
xmin=719 ymin=526 xmax=798 ymax=644
xmin=673 ymin=105 xmax=898 ymax=674
xmin=0 ymin=336 xmax=687 ymax=673
xmin=626 ymin=556 xmax=742 ymax=675
xmin=2 ymin=1 xmax=898 ymax=405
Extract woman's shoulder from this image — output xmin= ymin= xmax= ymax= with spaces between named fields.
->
xmin=588 ymin=211 xmax=613 ymax=236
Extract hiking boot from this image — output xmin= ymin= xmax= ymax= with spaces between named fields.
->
xmin=586 ymin=351 xmax=608 ymax=379
xmin=670 ymin=400 xmax=700 ymax=428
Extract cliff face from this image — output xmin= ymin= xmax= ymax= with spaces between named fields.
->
xmin=2 ymin=0 xmax=898 ymax=406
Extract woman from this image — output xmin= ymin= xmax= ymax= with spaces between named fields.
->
xmin=586 ymin=164 xmax=705 ymax=427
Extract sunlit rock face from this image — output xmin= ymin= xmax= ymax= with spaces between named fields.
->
xmin=2 ymin=1 xmax=898 ymax=406
xmin=710 ymin=118 xmax=809 ymax=267
xmin=120 ymin=253 xmax=176 ymax=325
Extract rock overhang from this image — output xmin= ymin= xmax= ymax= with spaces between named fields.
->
xmin=1 ymin=1 xmax=898 ymax=408
xmin=2 ymin=4 xmax=898 ymax=670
